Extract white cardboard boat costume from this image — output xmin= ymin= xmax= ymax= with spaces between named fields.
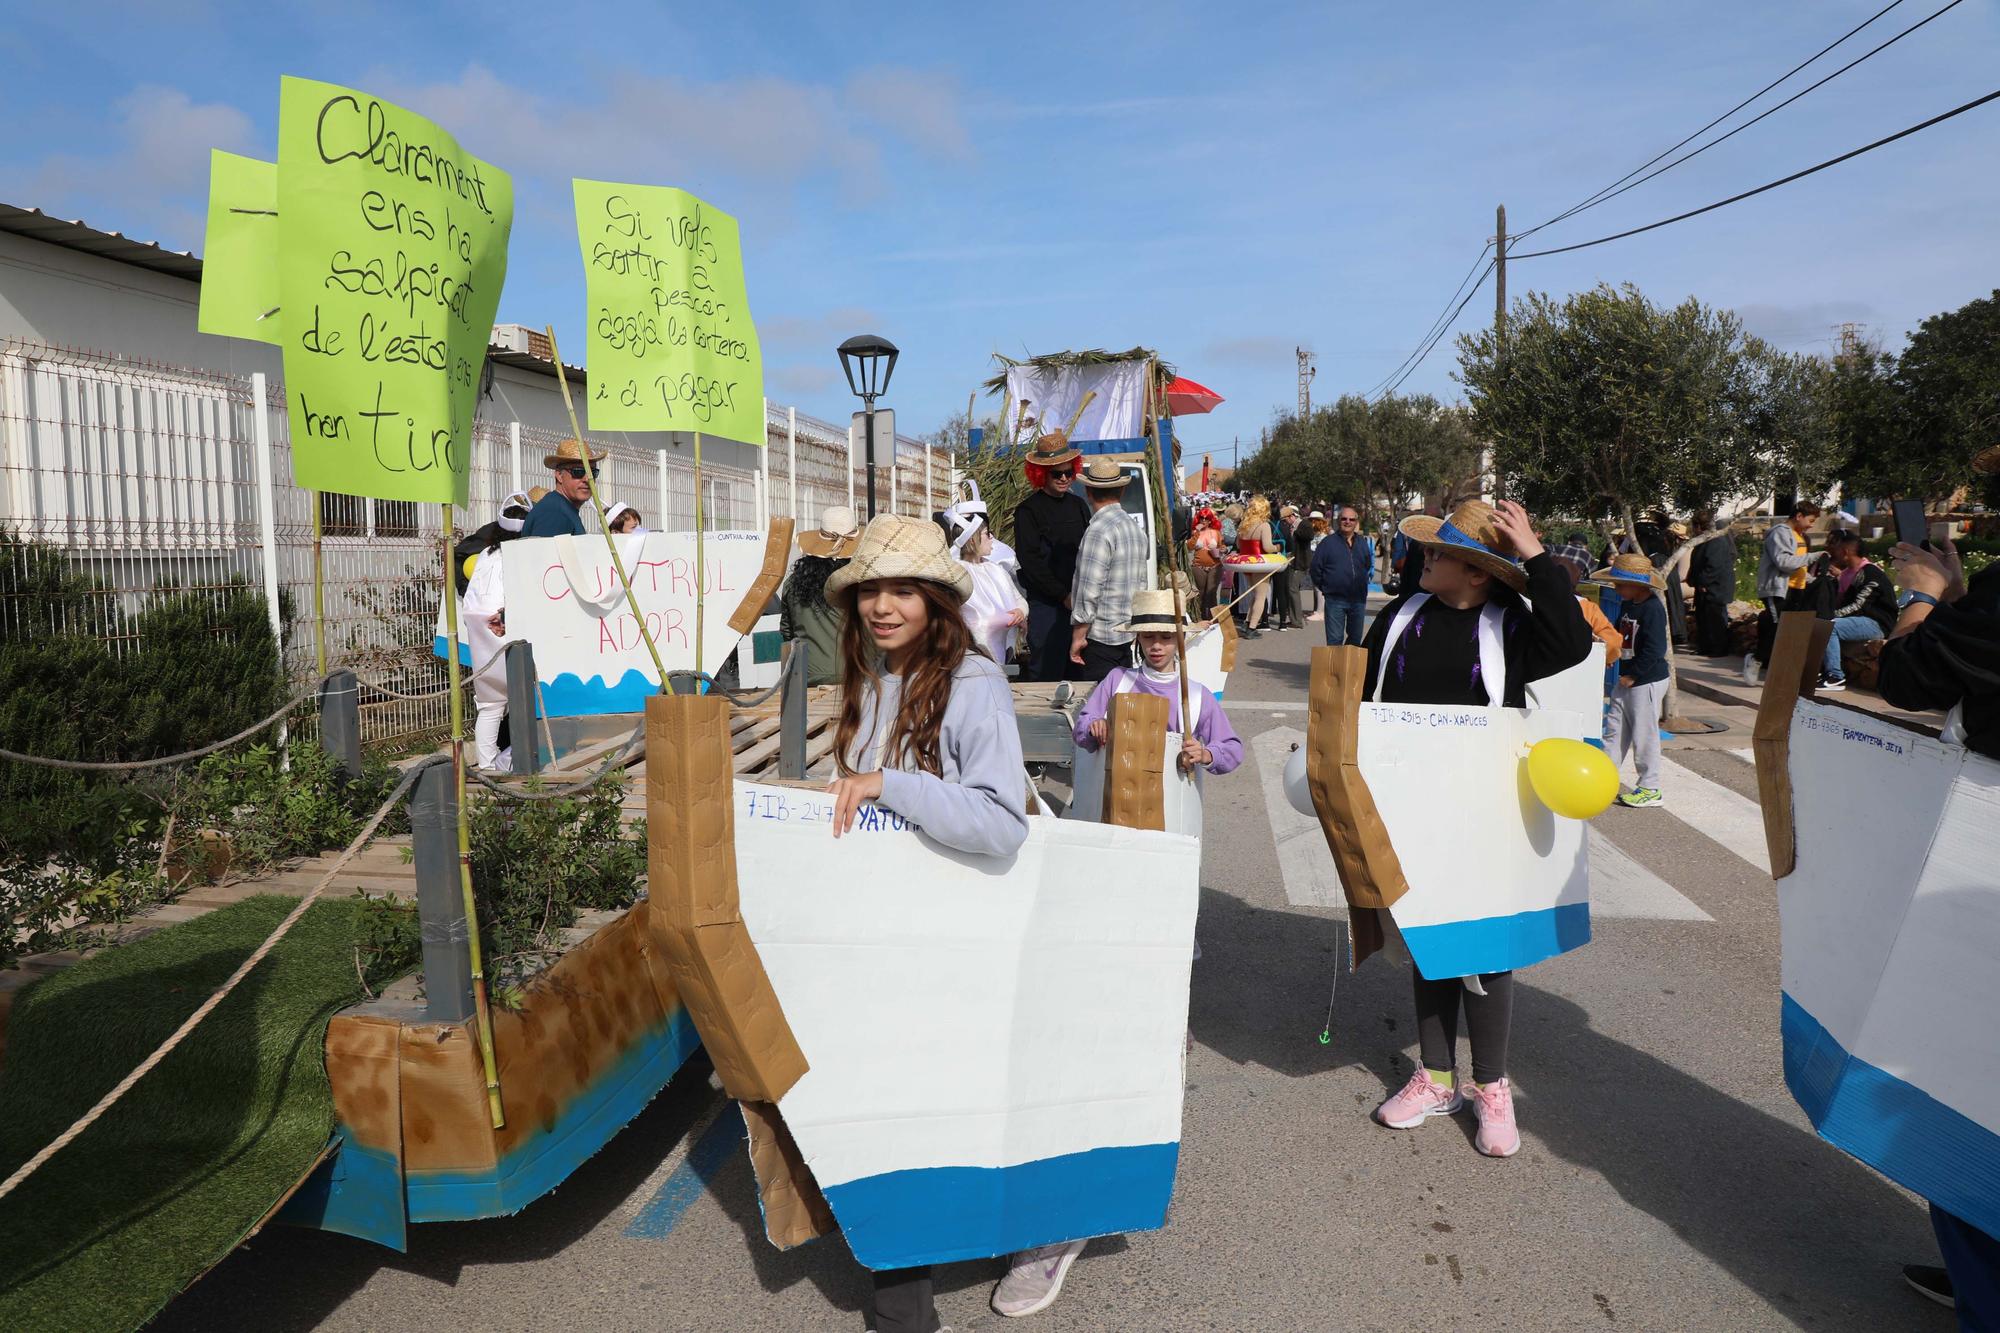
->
xmin=1065 ymin=588 xmax=1227 ymax=839
xmin=636 ymin=518 xmax=1203 ymax=1273
xmin=1757 ymin=614 xmax=2000 ymax=1240
xmin=1305 ymin=589 xmax=1602 ymax=979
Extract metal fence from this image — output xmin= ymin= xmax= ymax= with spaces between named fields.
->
xmin=0 ymin=337 xmax=952 ymax=749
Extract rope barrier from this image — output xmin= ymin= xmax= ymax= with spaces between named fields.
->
xmin=0 ymin=756 xmax=447 ymax=1206
xmin=0 ymin=679 xmax=330 ymax=773
xmin=349 ymin=649 xmax=508 ymax=702
xmin=465 ymin=725 xmax=646 ymax=802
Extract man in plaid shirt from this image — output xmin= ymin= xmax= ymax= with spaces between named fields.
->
xmin=1549 ymin=530 xmax=1595 ymax=579
xmin=1068 ymin=456 xmax=1150 ymax=681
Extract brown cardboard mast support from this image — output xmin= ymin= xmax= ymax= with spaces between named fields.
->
xmin=1217 ymin=611 xmax=1239 ymax=673
xmin=729 ymin=517 xmax=797 ymax=636
xmin=644 ymin=693 xmax=807 ymax=1101
xmin=1753 ymin=611 xmax=1831 ymax=881
xmin=1305 ymin=645 xmax=1411 ymax=969
xmin=739 ymin=1098 xmax=837 ymax=1248
xmin=1101 ymin=692 xmax=1169 ymax=830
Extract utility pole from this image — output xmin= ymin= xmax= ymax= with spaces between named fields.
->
xmin=1494 ymin=204 xmax=1507 ymax=337
xmin=1837 ymin=321 xmax=1861 ymax=362
xmin=1296 ymin=346 xmax=1316 ymax=420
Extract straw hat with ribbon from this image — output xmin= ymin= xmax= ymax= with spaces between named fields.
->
xmin=1079 ymin=456 xmax=1131 ymax=491
xmin=544 ymin=437 xmax=608 ymax=470
xmin=1114 ymin=586 xmax=1192 ymax=635
xmin=528 ymin=485 xmax=550 ymax=503
xmin=798 ymin=505 xmax=862 ymax=559
xmin=1398 ymin=499 xmax=1527 ymax=592
xmin=824 ymin=514 xmax=974 ymax=603
xmin=1025 ymin=429 xmax=1081 ymax=469
xmin=1974 ymin=442 xmax=2000 ymax=475
xmin=1593 ymin=551 xmax=1666 ymax=591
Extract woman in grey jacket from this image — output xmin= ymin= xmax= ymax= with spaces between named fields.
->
xmin=1746 ymin=502 xmax=1820 ymax=682
xmin=822 ymin=514 xmax=1031 ymax=1333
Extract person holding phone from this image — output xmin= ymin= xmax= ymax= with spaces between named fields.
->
xmin=1745 ymin=502 xmax=1821 ymax=684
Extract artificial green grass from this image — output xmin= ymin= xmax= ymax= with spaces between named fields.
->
xmin=0 ymin=895 xmax=373 ymax=1332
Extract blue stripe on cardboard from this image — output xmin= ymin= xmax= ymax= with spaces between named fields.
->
xmin=1781 ymin=992 xmax=2000 ymax=1240
xmin=402 ymin=1007 xmax=703 ymax=1222
xmin=1399 ymin=901 xmax=1591 ymax=979
xmin=275 ymin=1135 xmax=408 ymax=1251
xmin=824 ymin=1140 xmax=1180 ymax=1270
xmin=624 ymin=1104 xmax=747 ymax=1239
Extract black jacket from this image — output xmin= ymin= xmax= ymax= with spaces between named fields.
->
xmin=1879 ymin=564 xmax=2000 ymax=761
xmin=1012 ymin=489 xmax=1092 ymax=605
xmin=1687 ymin=532 xmax=1737 ymax=594
xmin=1361 ymin=551 xmax=1595 ymax=707
xmin=1830 ymin=562 xmax=1897 ymax=633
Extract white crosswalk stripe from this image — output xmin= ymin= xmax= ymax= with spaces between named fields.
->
xmin=1653 ymin=756 xmax=1770 ymax=874
xmin=1587 ymin=828 xmax=1715 ymax=921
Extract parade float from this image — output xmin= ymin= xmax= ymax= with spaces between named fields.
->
xmin=1754 ymin=612 xmax=2000 ymax=1242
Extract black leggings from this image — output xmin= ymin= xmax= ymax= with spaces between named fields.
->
xmin=1413 ymin=970 xmax=1514 ymax=1085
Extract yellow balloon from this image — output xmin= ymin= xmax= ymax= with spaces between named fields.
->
xmin=462 ymin=553 xmax=480 ymax=581
xmin=1527 ymin=738 xmax=1620 ymax=819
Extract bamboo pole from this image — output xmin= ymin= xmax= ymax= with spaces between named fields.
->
xmin=694 ymin=430 xmax=705 ymax=684
xmin=1144 ymin=365 xmax=1191 ymax=760
xmin=541 ymin=326 xmax=672 ymax=694
xmin=441 ymin=506 xmax=505 ymax=1129
xmin=311 ymin=494 xmax=327 ymax=677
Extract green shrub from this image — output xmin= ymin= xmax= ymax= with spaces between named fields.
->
xmin=467 ymin=774 xmax=646 ymax=986
xmin=171 ymin=743 xmax=408 ymax=875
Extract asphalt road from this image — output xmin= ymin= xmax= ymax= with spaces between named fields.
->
xmin=155 ymin=621 xmax=1950 ymax=1332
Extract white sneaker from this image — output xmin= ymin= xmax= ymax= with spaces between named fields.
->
xmin=992 ymin=1239 xmax=1086 ymax=1317
xmin=1739 ymin=654 xmax=1762 ymax=687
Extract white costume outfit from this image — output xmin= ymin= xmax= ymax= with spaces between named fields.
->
xmin=943 ymin=496 xmax=1028 ymax=667
xmin=462 ymin=547 xmax=513 ymax=769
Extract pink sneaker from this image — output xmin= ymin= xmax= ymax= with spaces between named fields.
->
xmin=1467 ymin=1077 xmax=1520 ymax=1157
xmin=1374 ymin=1069 xmax=1463 ymax=1128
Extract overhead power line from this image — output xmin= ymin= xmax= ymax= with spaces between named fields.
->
xmin=1512 ymin=0 xmax=1911 ymax=244
xmin=1519 ymin=0 xmax=1965 ymax=241
xmin=1373 ymin=257 xmax=1497 ymax=403
xmin=1506 ymin=85 xmax=2000 ymax=260
xmin=1366 ymin=241 xmax=1492 ymax=400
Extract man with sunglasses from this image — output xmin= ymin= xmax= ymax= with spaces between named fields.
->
xmin=1310 ymin=504 xmax=1375 ymax=646
xmin=520 ymin=438 xmax=608 ymax=538
xmin=1012 ymin=431 xmax=1092 ymax=681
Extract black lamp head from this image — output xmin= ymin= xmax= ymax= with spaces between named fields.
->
xmin=837 ymin=333 xmax=899 ymax=401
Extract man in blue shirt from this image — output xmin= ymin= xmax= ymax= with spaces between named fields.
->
xmin=520 ymin=438 xmax=606 ymax=538
xmin=1310 ymin=505 xmax=1374 ymax=646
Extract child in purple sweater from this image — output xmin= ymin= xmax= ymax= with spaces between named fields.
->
xmin=1072 ymin=589 xmax=1243 ymax=778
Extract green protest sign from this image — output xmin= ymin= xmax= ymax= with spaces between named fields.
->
xmin=573 ymin=180 xmax=765 ymax=446
xmin=276 ymin=75 xmax=513 ymax=504
xmin=197 ymin=150 xmax=282 ymax=344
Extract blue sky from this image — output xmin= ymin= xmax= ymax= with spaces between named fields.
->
xmin=4 ymin=1 xmax=1997 ymax=465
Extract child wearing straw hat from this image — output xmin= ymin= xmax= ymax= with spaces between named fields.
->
xmin=820 ymin=513 xmax=1031 ymax=1333
xmin=1360 ymin=497 xmax=1594 ymax=1159
xmin=1596 ymin=552 xmax=1671 ymax=808
xmin=1072 ymin=587 xmax=1244 ymax=780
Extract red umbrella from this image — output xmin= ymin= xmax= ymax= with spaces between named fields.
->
xmin=1165 ymin=376 xmax=1223 ymax=416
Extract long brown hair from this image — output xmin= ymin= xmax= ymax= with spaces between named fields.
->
xmin=831 ymin=579 xmax=978 ymax=777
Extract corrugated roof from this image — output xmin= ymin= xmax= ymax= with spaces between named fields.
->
xmin=0 ymin=202 xmax=205 ymax=281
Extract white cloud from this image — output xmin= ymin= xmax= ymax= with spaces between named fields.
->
xmin=762 ymin=307 xmax=884 ymax=349
xmin=371 ymin=63 xmax=970 ymax=205
xmin=771 ymin=363 xmax=841 ymax=395
xmin=1203 ymin=336 xmax=1298 ymax=367
xmin=23 ymin=85 xmax=258 ymax=249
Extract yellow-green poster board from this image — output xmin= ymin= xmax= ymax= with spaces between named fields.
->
xmin=276 ymin=75 xmax=513 ymax=504
xmin=197 ymin=150 xmax=281 ymax=344
xmin=573 ymin=180 xmax=764 ymax=446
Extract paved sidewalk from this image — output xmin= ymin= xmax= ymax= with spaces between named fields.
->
xmin=1674 ymin=655 xmax=1944 ymax=734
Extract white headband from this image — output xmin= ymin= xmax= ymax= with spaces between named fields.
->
xmin=497 ymin=490 xmax=531 ymax=533
xmin=944 ymin=504 xmax=986 ymax=553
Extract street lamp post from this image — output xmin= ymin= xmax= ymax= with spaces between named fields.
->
xmin=837 ymin=333 xmax=899 ymax=519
